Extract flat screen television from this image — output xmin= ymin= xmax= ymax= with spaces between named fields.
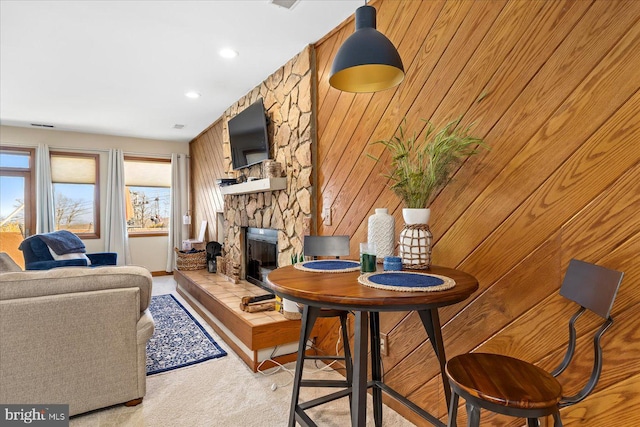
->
xmin=228 ymin=98 xmax=270 ymax=170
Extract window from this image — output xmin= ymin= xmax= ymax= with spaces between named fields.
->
xmin=50 ymin=152 xmax=99 ymax=238
xmin=0 ymin=147 xmax=35 ymax=265
xmin=124 ymin=157 xmax=171 ymax=236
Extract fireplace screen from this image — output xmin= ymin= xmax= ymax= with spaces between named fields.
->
xmin=245 ymin=227 xmax=278 ymax=291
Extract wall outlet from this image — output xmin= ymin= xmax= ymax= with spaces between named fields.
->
xmin=380 ymin=332 xmax=389 ymax=356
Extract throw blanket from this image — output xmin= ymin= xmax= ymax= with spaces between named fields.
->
xmin=33 ymin=230 xmax=86 ymax=255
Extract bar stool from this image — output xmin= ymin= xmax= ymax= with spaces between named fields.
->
xmin=288 ymin=235 xmax=354 ymax=427
xmin=445 ymin=259 xmax=624 ymax=426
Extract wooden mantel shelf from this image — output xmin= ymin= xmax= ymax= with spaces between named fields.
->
xmin=219 ymin=177 xmax=286 ymax=195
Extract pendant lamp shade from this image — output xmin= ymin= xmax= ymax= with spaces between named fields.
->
xmin=329 ymin=5 xmax=404 ymax=93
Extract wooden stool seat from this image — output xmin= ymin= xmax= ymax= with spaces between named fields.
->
xmin=446 ymin=353 xmax=562 ymax=410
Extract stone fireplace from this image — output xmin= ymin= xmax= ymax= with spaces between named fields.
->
xmin=218 ymin=46 xmax=314 ymax=283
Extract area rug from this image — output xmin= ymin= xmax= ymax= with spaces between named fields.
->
xmin=146 ymin=294 xmax=227 ymax=375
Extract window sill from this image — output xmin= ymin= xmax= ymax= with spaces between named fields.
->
xmin=128 ymin=232 xmax=169 ymax=238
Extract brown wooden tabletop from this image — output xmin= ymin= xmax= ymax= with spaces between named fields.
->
xmin=266 ymin=264 xmax=479 ymax=312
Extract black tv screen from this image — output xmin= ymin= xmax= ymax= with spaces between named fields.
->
xmin=228 ymin=98 xmax=270 ymax=170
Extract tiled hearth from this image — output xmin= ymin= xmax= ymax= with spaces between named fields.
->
xmin=174 ymin=269 xmax=303 ymax=372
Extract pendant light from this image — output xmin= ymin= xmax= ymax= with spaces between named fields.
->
xmin=329 ymin=2 xmax=404 ymax=93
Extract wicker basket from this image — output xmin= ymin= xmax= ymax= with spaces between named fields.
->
xmin=175 ymin=248 xmax=207 ymax=271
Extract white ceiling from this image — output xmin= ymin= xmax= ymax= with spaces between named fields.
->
xmin=0 ymin=0 xmax=362 ymax=143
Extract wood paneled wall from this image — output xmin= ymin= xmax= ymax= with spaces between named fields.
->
xmin=189 ymin=119 xmax=225 ymax=243
xmin=314 ymin=0 xmax=640 ymax=425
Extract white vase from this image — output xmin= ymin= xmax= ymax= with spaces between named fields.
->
xmin=399 ymin=208 xmax=432 ymax=269
xmin=368 ymin=208 xmax=395 ymax=262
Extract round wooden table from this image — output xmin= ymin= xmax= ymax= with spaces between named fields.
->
xmin=266 ymin=264 xmax=478 ymax=427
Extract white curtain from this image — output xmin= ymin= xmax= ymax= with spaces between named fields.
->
xmin=105 ymin=149 xmax=131 ymax=265
xmin=166 ymin=153 xmax=189 ymax=272
xmin=35 ymin=143 xmax=55 ymax=234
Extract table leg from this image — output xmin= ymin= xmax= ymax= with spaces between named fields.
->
xmin=289 ymin=305 xmax=321 ymax=427
xmin=351 ymin=311 xmax=369 ymax=427
xmin=418 ymin=309 xmax=450 ymax=407
xmin=369 ymin=311 xmax=383 ymax=427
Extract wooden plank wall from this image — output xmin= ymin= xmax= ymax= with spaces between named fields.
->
xmin=314 ymin=0 xmax=640 ymax=425
xmin=189 ymin=119 xmax=225 ymax=243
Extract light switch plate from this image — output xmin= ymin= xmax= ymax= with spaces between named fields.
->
xmin=322 ymin=207 xmax=331 ymax=226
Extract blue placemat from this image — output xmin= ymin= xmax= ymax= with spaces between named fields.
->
xmin=358 ymin=271 xmax=455 ymax=292
xmin=294 ymin=259 xmax=360 ymax=273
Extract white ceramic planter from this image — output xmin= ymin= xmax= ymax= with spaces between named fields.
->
xmin=402 ymin=208 xmax=431 ymax=224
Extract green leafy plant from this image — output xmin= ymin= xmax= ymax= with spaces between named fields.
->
xmin=369 ymin=117 xmax=488 ymax=209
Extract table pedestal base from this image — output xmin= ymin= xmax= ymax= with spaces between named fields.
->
xmin=289 ymin=306 xmax=450 ymax=427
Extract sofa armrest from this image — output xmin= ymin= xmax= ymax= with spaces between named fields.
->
xmin=0 ymin=288 xmax=143 ymax=415
xmin=0 ymin=253 xmax=22 ymax=272
xmin=87 ymin=252 xmax=117 ymax=266
xmin=137 ymin=309 xmax=155 ymax=344
xmin=26 ymin=259 xmax=88 ymax=270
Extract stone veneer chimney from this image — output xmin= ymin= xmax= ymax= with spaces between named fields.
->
xmin=219 ymin=46 xmax=314 ymax=282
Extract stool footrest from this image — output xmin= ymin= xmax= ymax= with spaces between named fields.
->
xmin=298 ymin=388 xmax=353 ymax=411
xmin=301 ymin=379 xmax=350 ymax=388
xmin=305 ymin=354 xmax=346 ymax=361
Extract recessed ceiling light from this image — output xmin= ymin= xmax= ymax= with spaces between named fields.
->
xmin=219 ymin=48 xmax=239 ymax=59
xmin=185 ymin=91 xmax=201 ymax=99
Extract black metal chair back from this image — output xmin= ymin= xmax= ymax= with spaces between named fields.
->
xmin=303 ymin=235 xmax=350 ymax=259
xmin=552 ymin=259 xmax=624 ymax=407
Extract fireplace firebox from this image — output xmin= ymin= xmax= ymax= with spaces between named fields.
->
xmin=245 ymin=227 xmax=278 ymax=292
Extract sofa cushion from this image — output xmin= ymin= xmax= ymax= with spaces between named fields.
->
xmin=0 ymin=253 xmax=22 ymax=273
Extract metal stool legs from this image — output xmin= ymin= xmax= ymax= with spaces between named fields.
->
xmin=289 ymin=305 xmax=320 ymax=427
xmin=339 ymin=311 xmax=353 ymax=406
xmin=288 ymin=305 xmax=353 ymax=427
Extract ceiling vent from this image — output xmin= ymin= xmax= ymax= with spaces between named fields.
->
xmin=30 ymin=123 xmax=54 ymax=128
xmin=270 ymin=0 xmax=299 ymax=10
xmin=173 ymin=124 xmax=185 ymax=129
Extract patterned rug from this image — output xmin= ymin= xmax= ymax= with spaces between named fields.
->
xmin=146 ymin=294 xmax=227 ymax=375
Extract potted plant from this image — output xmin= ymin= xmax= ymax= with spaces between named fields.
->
xmin=371 ymin=116 xmax=487 ymax=218
xmin=369 ymin=116 xmax=487 ymax=267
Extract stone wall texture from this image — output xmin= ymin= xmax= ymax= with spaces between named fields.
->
xmin=221 ymin=45 xmax=314 ymax=280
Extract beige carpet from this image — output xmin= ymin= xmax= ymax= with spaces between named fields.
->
xmin=69 ymin=276 xmax=415 ymax=427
